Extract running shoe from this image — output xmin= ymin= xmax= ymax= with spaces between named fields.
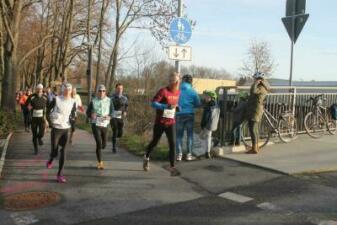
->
xmin=169 ymin=167 xmax=181 ymax=176
xmin=143 ymin=155 xmax=149 ymax=172
xmin=46 ymin=160 xmax=53 ymax=169
xmin=57 ymin=175 xmax=66 ymax=183
xmin=176 ymin=154 xmax=182 ymax=161
xmin=97 ymin=161 xmax=104 ymax=170
xmin=185 ymin=153 xmax=196 ymax=161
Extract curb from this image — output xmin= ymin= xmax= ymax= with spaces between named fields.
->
xmin=0 ymin=132 xmax=13 ymax=178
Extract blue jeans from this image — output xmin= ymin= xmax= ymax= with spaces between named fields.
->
xmin=176 ymin=114 xmax=194 ymax=155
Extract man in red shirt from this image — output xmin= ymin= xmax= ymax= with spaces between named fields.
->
xmin=143 ymin=72 xmax=181 ymax=176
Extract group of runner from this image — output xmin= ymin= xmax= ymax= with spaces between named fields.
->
xmin=17 ymin=82 xmax=128 ymax=183
xmin=16 ymin=70 xmax=268 ymax=182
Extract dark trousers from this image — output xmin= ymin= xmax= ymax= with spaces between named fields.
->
xmin=145 ymin=123 xmax=176 ymax=167
xmin=92 ymin=124 xmax=108 ymax=162
xmin=248 ymin=120 xmax=259 ymax=146
xmin=21 ymin=105 xmax=31 ymax=129
xmin=111 ymin=118 xmax=124 ymax=149
xmin=230 ymin=121 xmax=242 ymax=145
xmin=50 ymin=128 xmax=70 ymax=176
xmin=31 ymin=117 xmax=45 ymax=149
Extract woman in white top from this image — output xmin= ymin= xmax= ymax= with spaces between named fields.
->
xmin=69 ymin=87 xmax=84 ymax=144
xmin=46 ymin=83 xmax=76 ymax=183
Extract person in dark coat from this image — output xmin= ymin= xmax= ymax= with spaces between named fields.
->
xmin=245 ymin=72 xmax=270 ymax=154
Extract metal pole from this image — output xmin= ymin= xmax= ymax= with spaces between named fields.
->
xmin=175 ymin=0 xmax=183 ymax=73
xmin=289 ymin=40 xmax=294 ymax=87
xmin=289 ymin=0 xmax=296 ymax=87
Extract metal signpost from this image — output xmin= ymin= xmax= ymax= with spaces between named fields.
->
xmin=169 ymin=0 xmax=193 ymax=73
xmin=282 ymin=0 xmax=309 ymax=87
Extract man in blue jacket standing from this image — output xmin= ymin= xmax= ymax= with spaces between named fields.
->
xmin=176 ymin=74 xmax=201 ymax=161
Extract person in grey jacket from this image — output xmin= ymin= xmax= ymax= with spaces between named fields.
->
xmin=200 ymin=90 xmax=220 ymax=159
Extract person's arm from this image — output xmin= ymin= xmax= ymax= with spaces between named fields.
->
xmin=193 ymin=91 xmax=202 ymax=108
xmin=86 ymin=101 xmax=94 ymax=119
xmin=70 ymin=102 xmax=76 ymax=121
xmin=151 ymin=89 xmax=169 ymax=110
xmin=109 ymin=98 xmax=115 ymax=118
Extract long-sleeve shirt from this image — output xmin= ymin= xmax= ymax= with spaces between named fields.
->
xmin=151 ymin=87 xmax=180 ymax=126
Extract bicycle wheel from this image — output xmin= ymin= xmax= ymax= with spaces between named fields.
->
xmin=278 ymin=115 xmax=298 ymax=143
xmin=304 ymin=112 xmax=325 ymax=139
xmin=327 ymin=119 xmax=337 ymax=135
xmin=241 ymin=118 xmax=271 ymax=149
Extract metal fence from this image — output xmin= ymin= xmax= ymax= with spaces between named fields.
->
xmin=217 ymin=86 xmax=337 ymax=144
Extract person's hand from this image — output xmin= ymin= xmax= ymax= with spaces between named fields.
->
xmin=104 ymin=115 xmax=111 ymax=120
xmin=123 ymin=112 xmax=127 ymax=118
xmin=91 ymin=113 xmax=97 ymax=120
xmin=27 ymin=104 xmax=33 ymax=111
xmin=45 ymin=120 xmax=49 ymax=128
xmin=79 ymin=106 xmax=85 ymax=113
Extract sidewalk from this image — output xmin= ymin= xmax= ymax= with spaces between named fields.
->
xmin=0 ymin=129 xmax=202 ymax=225
xmin=223 ymin=134 xmax=337 ymax=175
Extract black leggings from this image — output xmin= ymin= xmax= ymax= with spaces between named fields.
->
xmin=50 ymin=128 xmax=70 ymax=176
xmin=111 ymin=118 xmax=124 ymax=148
xmin=91 ymin=124 xmax=108 ymax=162
xmin=248 ymin=120 xmax=259 ymax=146
xmin=21 ymin=105 xmax=31 ymax=128
xmin=145 ymin=123 xmax=176 ymax=167
xmin=31 ymin=117 xmax=45 ymax=149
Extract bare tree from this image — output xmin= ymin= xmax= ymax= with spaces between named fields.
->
xmin=240 ymin=39 xmax=276 ymax=78
xmin=104 ymin=0 xmax=178 ymax=89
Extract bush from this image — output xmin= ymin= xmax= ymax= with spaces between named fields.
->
xmin=0 ymin=110 xmax=17 ymax=138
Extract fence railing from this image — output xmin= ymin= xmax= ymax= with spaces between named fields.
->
xmin=217 ymin=86 xmax=337 ymax=145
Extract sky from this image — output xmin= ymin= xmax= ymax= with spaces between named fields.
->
xmin=125 ymin=0 xmax=337 ymax=81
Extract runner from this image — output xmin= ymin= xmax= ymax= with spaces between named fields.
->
xmin=86 ymin=84 xmax=112 ymax=170
xmin=110 ymin=83 xmax=128 ymax=154
xmin=46 ymin=83 xmax=76 ymax=183
xmin=26 ymin=84 xmax=48 ymax=155
xmin=143 ymin=72 xmax=181 ymax=176
xmin=69 ymin=87 xmax=84 ymax=144
xmin=19 ymin=90 xmax=30 ymax=132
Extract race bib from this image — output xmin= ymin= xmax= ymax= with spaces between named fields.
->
xmin=33 ymin=109 xmax=43 ymax=118
xmin=112 ymin=110 xmax=122 ymax=119
xmin=163 ymin=109 xmax=176 ymax=119
xmin=96 ymin=117 xmax=109 ymax=127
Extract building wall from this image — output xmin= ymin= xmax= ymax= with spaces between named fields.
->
xmin=192 ymin=78 xmax=237 ymax=94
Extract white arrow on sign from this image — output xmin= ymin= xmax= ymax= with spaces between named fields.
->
xmin=168 ymin=45 xmax=192 ymax=61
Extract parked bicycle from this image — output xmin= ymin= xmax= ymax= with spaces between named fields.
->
xmin=241 ymin=103 xmax=298 ymax=149
xmin=304 ymin=94 xmax=337 ymax=138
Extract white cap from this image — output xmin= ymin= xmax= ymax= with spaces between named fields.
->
xmin=61 ymin=83 xmax=72 ymax=92
xmin=36 ymin=83 xmax=43 ymax=89
xmin=97 ymin=84 xmax=106 ymax=91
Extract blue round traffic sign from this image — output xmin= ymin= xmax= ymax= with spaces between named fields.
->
xmin=169 ymin=18 xmax=192 ymax=45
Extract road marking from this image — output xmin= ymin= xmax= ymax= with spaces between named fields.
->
xmin=10 ymin=212 xmax=39 ymax=225
xmin=318 ymin=221 xmax=337 ymax=225
xmin=257 ymin=202 xmax=283 ymax=211
xmin=218 ymin=192 xmax=253 ymax=203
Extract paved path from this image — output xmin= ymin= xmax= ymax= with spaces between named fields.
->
xmin=1 ymin=129 xmax=337 ymax=224
xmin=223 ymin=134 xmax=337 ymax=174
xmin=0 ymin=129 xmax=202 ymax=225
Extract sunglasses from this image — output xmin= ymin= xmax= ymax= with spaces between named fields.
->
xmin=98 ymin=90 xmax=106 ymax=92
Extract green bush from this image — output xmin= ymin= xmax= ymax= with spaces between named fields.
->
xmin=0 ymin=110 xmax=17 ymax=138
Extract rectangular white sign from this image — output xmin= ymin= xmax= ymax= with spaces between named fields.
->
xmin=168 ymin=45 xmax=192 ymax=61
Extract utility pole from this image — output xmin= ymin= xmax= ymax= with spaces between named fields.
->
xmin=175 ymin=0 xmax=183 ymax=73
